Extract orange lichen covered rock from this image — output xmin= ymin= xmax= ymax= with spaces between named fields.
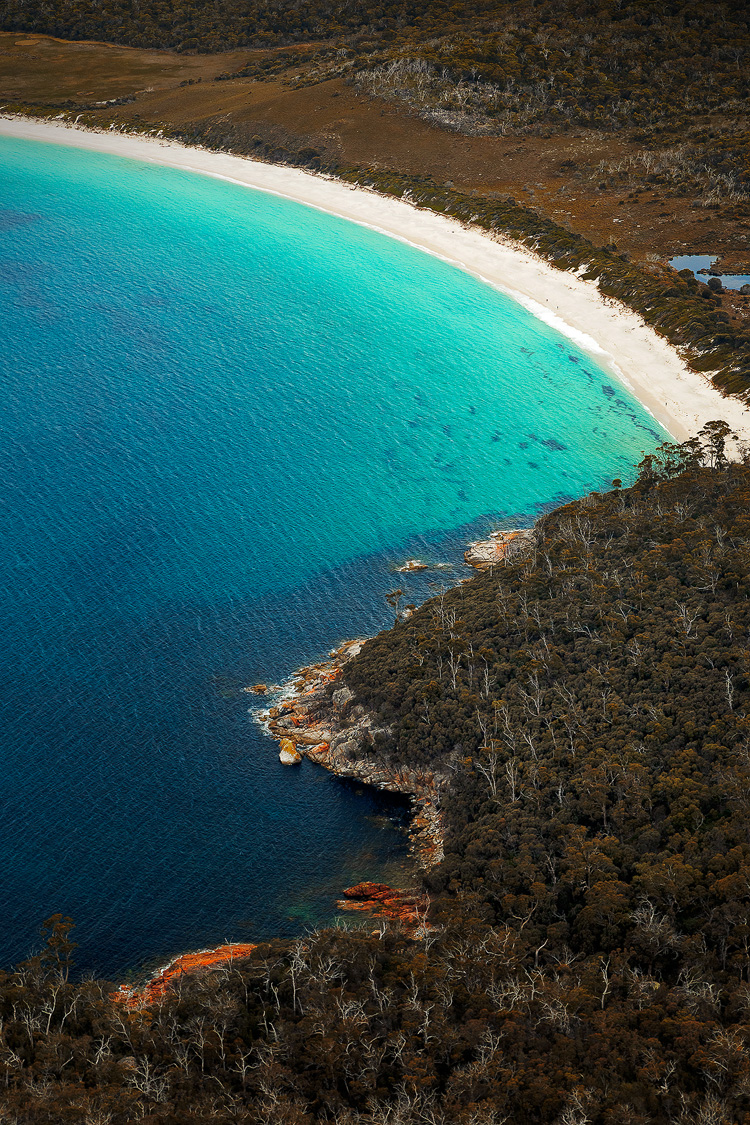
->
xmin=279 ymin=738 xmax=302 ymax=764
xmin=112 ymin=943 xmax=256 ymax=1008
xmin=307 ymin=741 xmax=330 ymax=754
xmin=337 ymin=882 xmax=427 ymax=935
xmin=342 ymin=882 xmax=393 ymax=900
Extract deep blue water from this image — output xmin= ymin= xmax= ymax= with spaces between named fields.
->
xmin=0 ymin=135 xmax=666 ymax=979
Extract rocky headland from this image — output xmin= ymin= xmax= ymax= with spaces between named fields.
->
xmin=464 ymin=526 xmax=534 ymax=569
xmin=115 ymin=573 xmax=471 ymax=1010
xmin=254 ymin=639 xmax=446 ymax=870
xmin=255 ymin=530 xmax=535 ymax=865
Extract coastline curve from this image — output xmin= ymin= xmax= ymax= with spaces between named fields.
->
xmin=2 ymin=114 xmax=748 ymax=446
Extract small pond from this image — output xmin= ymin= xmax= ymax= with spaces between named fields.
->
xmin=670 ymin=254 xmax=750 ymax=291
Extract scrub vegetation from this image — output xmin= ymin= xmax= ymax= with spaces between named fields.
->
xmin=2 ymin=0 xmax=749 ymax=201
xmin=2 ymin=0 xmax=749 ymax=148
xmin=6 ymin=426 xmax=750 ymax=1124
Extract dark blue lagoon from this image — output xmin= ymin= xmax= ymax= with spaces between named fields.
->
xmin=0 ymin=135 xmax=666 ymax=977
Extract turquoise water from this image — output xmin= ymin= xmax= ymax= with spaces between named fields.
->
xmin=0 ymin=135 xmax=665 ymax=977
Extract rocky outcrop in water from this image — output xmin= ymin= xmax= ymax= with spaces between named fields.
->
xmin=395 ymin=558 xmax=428 ymax=572
xmin=255 ymin=640 xmax=445 ymax=869
xmin=336 ymin=882 xmax=429 ymax=935
xmin=279 ymin=738 xmax=302 ymax=764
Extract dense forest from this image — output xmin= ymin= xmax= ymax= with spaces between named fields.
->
xmin=5 ymin=423 xmax=750 ymax=1123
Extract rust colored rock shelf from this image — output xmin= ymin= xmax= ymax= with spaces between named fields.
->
xmin=112 ymin=943 xmax=257 ymax=1008
xmin=337 ymin=882 xmax=429 ymax=936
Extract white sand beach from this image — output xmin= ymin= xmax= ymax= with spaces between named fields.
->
xmin=2 ymin=114 xmax=748 ymax=447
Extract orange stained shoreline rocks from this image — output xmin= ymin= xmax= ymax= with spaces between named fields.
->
xmin=110 ymin=884 xmax=428 ymax=1009
xmin=337 ymin=882 xmax=429 ymax=936
xmin=464 ymin=527 xmax=534 ymax=570
xmin=112 ymin=943 xmax=257 ymax=1008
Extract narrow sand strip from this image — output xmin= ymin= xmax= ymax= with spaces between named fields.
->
xmin=2 ymin=115 xmax=748 ymax=446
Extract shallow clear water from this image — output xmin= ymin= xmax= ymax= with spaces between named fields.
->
xmin=0 ymin=136 xmax=666 ymax=978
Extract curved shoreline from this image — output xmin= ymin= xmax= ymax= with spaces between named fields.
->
xmin=251 ymin=639 xmax=446 ymax=869
xmin=4 ymin=117 xmax=746 ymax=990
xmin=2 ymin=114 xmax=749 ymax=444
